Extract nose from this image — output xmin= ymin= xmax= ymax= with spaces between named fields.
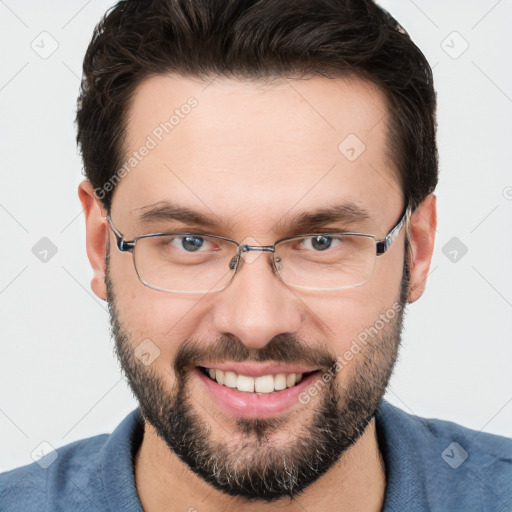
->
xmin=212 ymin=249 xmax=305 ymax=350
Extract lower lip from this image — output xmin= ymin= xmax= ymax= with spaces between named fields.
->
xmin=194 ymin=368 xmax=321 ymax=419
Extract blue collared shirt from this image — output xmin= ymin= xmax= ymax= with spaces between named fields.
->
xmin=1 ymin=401 xmax=511 ymax=511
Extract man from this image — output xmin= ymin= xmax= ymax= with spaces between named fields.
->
xmin=1 ymin=0 xmax=510 ymax=510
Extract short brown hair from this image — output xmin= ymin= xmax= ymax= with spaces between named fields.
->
xmin=76 ymin=0 xmax=437 ymax=211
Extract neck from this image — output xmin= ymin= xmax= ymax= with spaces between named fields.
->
xmin=134 ymin=418 xmax=386 ymax=512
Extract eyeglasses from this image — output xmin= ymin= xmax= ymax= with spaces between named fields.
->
xmin=106 ymin=205 xmax=410 ymax=294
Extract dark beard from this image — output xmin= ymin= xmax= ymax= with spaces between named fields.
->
xmin=106 ymin=251 xmax=409 ymax=502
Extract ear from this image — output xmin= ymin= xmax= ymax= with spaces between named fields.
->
xmin=78 ymin=181 xmax=108 ymax=301
xmin=407 ymin=194 xmax=437 ymax=304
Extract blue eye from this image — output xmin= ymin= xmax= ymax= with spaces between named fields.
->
xmin=310 ymin=235 xmax=333 ymax=251
xmin=173 ymin=235 xmax=205 ymax=252
xmin=301 ymin=235 xmax=341 ymax=251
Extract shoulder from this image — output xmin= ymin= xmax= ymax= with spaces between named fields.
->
xmin=0 ymin=433 xmax=109 ymax=512
xmin=377 ymin=401 xmax=512 ymax=511
xmin=378 ymin=400 xmax=512 ymax=456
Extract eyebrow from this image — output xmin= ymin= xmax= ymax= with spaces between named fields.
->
xmin=135 ymin=201 xmax=219 ymax=228
xmin=283 ymin=202 xmax=372 ymax=234
xmin=134 ymin=200 xmax=372 ymax=234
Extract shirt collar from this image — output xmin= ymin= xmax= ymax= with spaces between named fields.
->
xmin=375 ymin=400 xmax=429 ymax=511
xmin=100 ymin=408 xmax=145 ymax=511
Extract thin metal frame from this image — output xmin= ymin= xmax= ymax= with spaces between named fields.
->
xmin=105 ymin=204 xmax=411 ymax=293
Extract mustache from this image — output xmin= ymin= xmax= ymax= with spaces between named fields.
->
xmin=174 ymin=333 xmax=336 ymax=377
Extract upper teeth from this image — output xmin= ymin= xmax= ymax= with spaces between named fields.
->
xmin=206 ymin=368 xmax=303 ymax=393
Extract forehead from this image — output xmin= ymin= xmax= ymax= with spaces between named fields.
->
xmin=113 ymin=74 xmax=401 ymax=234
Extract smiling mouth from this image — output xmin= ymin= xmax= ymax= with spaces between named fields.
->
xmin=197 ymin=366 xmax=320 ymax=394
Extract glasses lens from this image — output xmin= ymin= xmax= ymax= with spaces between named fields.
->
xmin=275 ymin=234 xmax=376 ymax=290
xmin=133 ymin=234 xmax=238 ymax=293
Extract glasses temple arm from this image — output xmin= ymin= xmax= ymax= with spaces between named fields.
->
xmin=375 ymin=205 xmax=411 ymax=255
xmin=105 ymin=216 xmax=135 ymax=252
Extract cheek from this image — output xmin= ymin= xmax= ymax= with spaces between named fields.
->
xmin=371 ymin=246 xmax=406 ymax=298
xmin=299 ymin=253 xmax=404 ymax=356
xmin=109 ymin=251 xmax=213 ymax=360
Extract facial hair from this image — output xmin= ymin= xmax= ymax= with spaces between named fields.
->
xmin=107 ymin=253 xmax=409 ymax=502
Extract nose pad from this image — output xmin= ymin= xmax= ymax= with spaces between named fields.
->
xmin=229 ymin=255 xmax=239 ymax=271
xmin=273 ymin=256 xmax=283 ymax=273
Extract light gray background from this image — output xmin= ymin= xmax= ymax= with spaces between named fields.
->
xmin=1 ymin=0 xmax=511 ymax=472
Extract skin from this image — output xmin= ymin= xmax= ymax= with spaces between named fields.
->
xmin=79 ymin=74 xmax=436 ymax=511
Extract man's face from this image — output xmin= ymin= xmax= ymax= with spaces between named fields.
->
xmin=105 ymin=75 xmax=409 ymax=500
